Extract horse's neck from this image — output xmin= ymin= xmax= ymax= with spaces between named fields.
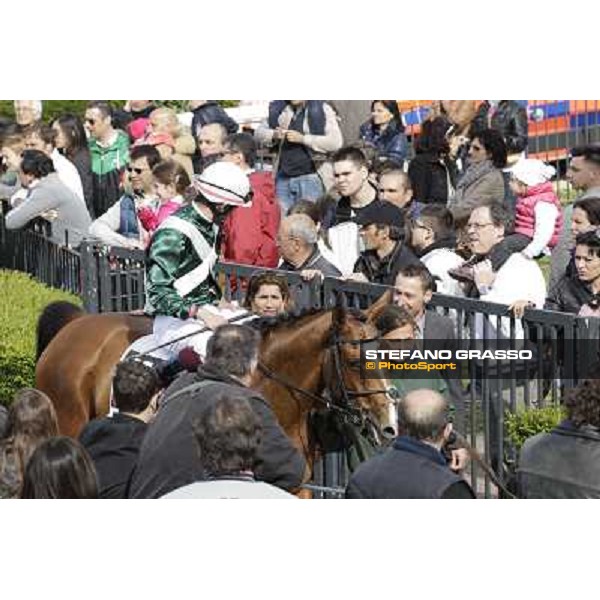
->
xmin=260 ymin=312 xmax=332 ymax=393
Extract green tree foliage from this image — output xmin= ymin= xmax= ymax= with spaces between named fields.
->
xmin=0 ymin=100 xmax=239 ymax=122
xmin=0 ymin=270 xmax=81 ymax=406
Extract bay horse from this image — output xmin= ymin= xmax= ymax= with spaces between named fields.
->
xmin=35 ymin=299 xmax=397 ymax=478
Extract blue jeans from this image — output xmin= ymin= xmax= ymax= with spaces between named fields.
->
xmin=275 ymin=172 xmax=324 ymax=214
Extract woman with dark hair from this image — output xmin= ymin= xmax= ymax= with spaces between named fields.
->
xmin=0 ymin=388 xmax=59 ymax=498
xmin=52 ymin=114 xmax=94 ymax=213
xmin=572 ymin=196 xmax=600 ymax=236
xmin=5 ymin=149 xmax=91 ymax=245
xmin=545 ymin=230 xmax=600 ymax=314
xmin=408 ymin=116 xmax=458 ymax=204
xmin=243 ymin=272 xmax=293 ymax=317
xmin=359 ymin=101 xmax=408 ymax=167
xmin=449 ymin=128 xmax=507 ymax=214
xmin=21 ymin=436 xmax=98 ymax=499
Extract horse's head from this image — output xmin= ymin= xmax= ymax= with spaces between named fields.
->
xmin=325 ymin=298 xmax=398 ymax=444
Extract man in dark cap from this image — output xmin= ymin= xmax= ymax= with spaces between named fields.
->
xmin=349 ymin=200 xmax=423 ymax=285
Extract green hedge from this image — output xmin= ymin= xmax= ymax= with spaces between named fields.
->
xmin=0 ymin=100 xmax=239 ymax=122
xmin=0 ymin=270 xmax=81 ymax=406
xmin=505 ymin=405 xmax=566 ymax=451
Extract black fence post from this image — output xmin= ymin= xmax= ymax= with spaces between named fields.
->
xmin=80 ymin=242 xmax=99 ymax=313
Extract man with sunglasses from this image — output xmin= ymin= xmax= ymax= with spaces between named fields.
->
xmin=85 ymin=101 xmax=130 ymax=219
xmin=89 ymin=145 xmax=161 ymax=249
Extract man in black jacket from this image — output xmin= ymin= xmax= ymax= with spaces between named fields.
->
xmin=518 ymin=375 xmax=600 ymax=498
xmin=345 ymin=389 xmax=475 ymax=498
xmin=128 ymin=324 xmax=306 ymax=498
xmin=351 ymin=201 xmax=423 ymax=286
xmin=79 ymin=360 xmax=161 ymax=499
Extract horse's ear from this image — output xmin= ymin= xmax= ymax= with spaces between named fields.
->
xmin=364 ymin=289 xmax=393 ymax=324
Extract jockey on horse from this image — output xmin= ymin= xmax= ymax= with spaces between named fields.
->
xmin=143 ymin=160 xmax=252 ymax=362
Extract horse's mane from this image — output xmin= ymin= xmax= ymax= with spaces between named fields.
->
xmin=252 ymin=306 xmax=367 ymax=335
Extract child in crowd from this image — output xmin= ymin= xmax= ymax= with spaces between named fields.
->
xmin=450 ymin=158 xmax=563 ymax=283
xmin=137 ymin=160 xmax=191 ymax=241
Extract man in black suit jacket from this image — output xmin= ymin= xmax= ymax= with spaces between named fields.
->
xmin=393 ymin=265 xmax=466 ymax=437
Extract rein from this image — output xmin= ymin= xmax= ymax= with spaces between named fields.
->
xmin=453 ymin=432 xmax=517 ymax=499
xmin=259 ymin=333 xmax=395 ymax=438
xmin=131 ymin=311 xmax=253 ymax=359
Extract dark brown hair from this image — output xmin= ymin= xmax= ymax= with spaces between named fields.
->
xmin=243 ymin=272 xmax=292 ymax=312
xmin=152 ymin=160 xmax=191 ymax=195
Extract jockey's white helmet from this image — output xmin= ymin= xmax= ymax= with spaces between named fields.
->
xmin=192 ymin=162 xmax=252 ymax=208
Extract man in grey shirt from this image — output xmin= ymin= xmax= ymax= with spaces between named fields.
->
xmin=5 ymin=150 xmax=91 ymax=246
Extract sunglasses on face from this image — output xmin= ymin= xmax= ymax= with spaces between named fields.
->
xmin=127 ymin=166 xmax=146 ymax=175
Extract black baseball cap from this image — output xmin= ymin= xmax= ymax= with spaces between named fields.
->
xmin=355 ymin=200 xmax=405 ymax=228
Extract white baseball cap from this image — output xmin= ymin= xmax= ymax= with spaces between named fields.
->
xmin=192 ymin=162 xmax=252 ymax=207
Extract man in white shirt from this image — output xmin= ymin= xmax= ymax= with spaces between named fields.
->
xmin=467 ymin=203 xmax=546 ymax=339
xmin=466 ymin=203 xmax=546 ymax=479
xmin=24 ymin=123 xmax=85 ymax=203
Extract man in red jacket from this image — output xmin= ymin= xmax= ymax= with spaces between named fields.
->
xmin=220 ymin=133 xmax=280 ymax=269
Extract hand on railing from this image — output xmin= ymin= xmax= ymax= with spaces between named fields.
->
xmin=509 ymin=300 xmax=534 ymax=318
xmin=342 ymin=272 xmax=369 ymax=283
xmin=300 ymin=269 xmax=325 ymax=282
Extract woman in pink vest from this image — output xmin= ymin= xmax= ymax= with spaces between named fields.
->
xmin=450 ymin=158 xmax=562 ymax=282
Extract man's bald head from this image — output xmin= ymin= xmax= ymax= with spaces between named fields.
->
xmin=399 ymin=389 xmax=450 ymax=444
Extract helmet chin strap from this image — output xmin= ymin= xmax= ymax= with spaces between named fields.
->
xmin=211 ymin=203 xmax=235 ymax=226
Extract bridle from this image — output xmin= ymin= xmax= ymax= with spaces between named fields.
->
xmin=323 ymin=331 xmax=398 ymax=446
xmin=258 ymin=330 xmax=398 ymax=447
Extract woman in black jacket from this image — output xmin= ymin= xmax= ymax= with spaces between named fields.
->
xmin=408 ymin=116 xmax=457 ymax=205
xmin=52 ymin=114 xmax=94 ymax=216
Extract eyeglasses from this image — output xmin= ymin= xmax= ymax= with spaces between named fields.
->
xmin=127 ymin=166 xmax=146 ymax=175
xmin=412 ymin=221 xmax=431 ymax=231
xmin=467 ymin=221 xmax=495 ymax=231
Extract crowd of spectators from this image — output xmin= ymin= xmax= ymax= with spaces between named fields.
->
xmin=2 ymin=99 xmax=600 ymax=499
